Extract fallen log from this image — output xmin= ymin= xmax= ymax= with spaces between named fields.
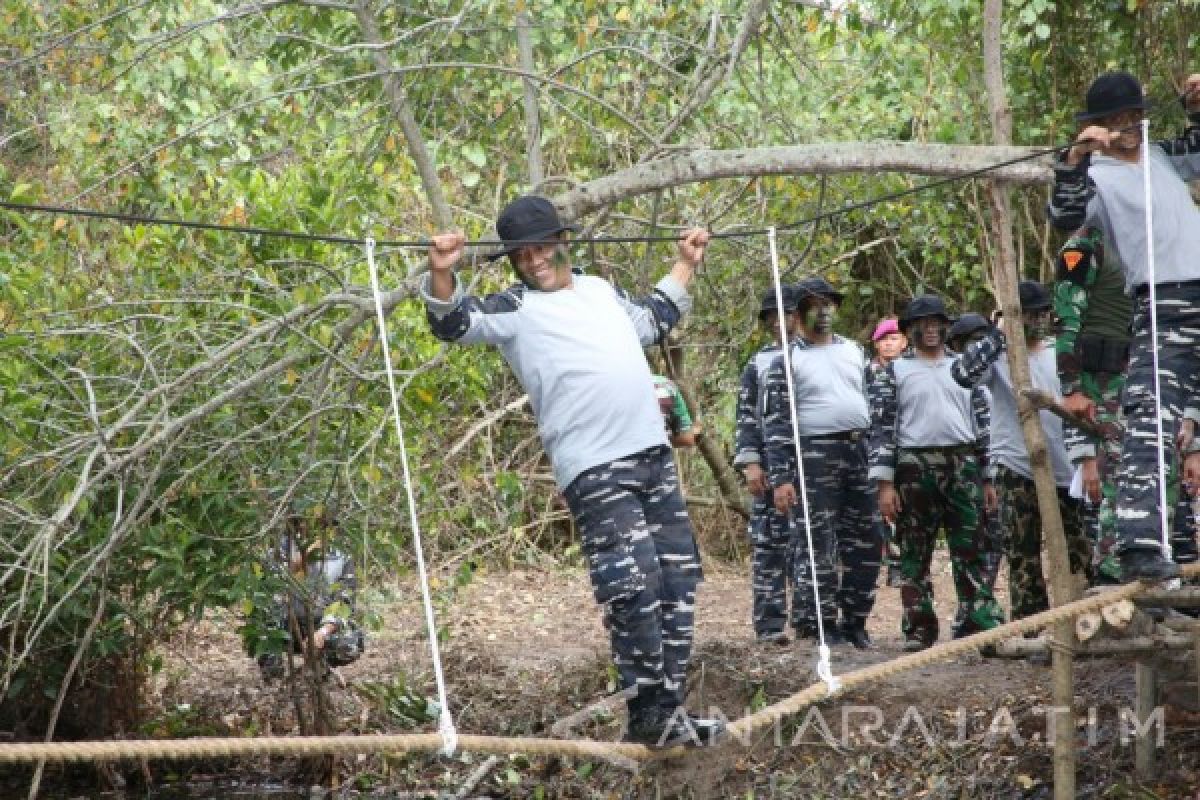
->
xmin=995 ymin=632 xmax=1192 ymax=658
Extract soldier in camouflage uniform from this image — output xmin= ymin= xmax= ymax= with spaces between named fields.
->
xmin=652 ymin=374 xmax=698 ymax=448
xmin=953 ymin=282 xmax=1093 ymax=620
xmin=764 ymin=277 xmax=879 ymax=650
xmin=1054 ymin=229 xmax=1197 ymax=579
xmin=734 ymin=286 xmax=803 ymax=644
xmin=1048 ymin=70 xmax=1200 ymax=581
xmin=250 ymin=510 xmax=366 ymax=681
xmin=869 ymin=318 xmax=908 ymax=588
xmin=946 ymin=313 xmax=1003 ymax=626
xmin=869 ymin=294 xmax=1003 ymax=651
xmin=421 ymin=196 xmax=722 ymax=747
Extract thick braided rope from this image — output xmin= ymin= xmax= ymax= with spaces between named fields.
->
xmin=1 ymin=564 xmax=1195 ymax=765
xmin=725 ymin=562 xmax=1200 ymax=740
xmin=0 ymin=733 xmax=654 ymax=764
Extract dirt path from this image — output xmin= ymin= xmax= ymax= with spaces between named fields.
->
xmin=148 ymin=553 xmax=1200 ymax=798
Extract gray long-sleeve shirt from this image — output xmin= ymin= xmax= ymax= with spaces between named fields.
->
xmin=1048 ymin=116 xmax=1200 ymax=291
xmin=777 ymin=336 xmax=871 ymax=436
xmin=984 ymin=348 xmax=1073 ymax=487
xmin=421 ymin=270 xmax=689 ymax=488
xmin=867 ymin=350 xmax=980 ymax=483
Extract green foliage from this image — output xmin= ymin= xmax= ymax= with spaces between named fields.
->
xmin=353 ymin=674 xmax=439 ymax=729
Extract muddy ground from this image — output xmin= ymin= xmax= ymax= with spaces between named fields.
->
xmin=21 ymin=551 xmax=1200 ymax=799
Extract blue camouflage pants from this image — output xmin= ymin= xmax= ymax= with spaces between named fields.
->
xmin=747 ymin=495 xmax=792 ymax=637
xmin=1116 ymin=288 xmax=1200 ymax=558
xmin=788 ymin=433 xmax=880 ymax=631
xmin=563 ymin=445 xmax=703 ymax=709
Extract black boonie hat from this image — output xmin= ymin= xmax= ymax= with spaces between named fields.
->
xmin=899 ymin=294 xmax=950 ymax=331
xmin=794 ymin=276 xmax=844 ymax=306
xmin=947 ymin=312 xmax=989 ymax=343
xmin=487 ymin=195 xmax=580 ymax=261
xmin=1018 ymin=280 xmax=1053 ymax=312
xmin=758 ymin=285 xmax=799 ymax=319
xmin=1076 ymin=71 xmax=1147 ymax=122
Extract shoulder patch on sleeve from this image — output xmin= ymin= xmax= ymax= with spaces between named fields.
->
xmin=1055 ymin=247 xmax=1094 ymax=285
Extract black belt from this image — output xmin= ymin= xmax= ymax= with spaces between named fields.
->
xmin=1133 ymin=279 xmax=1200 ymax=297
xmin=803 ymin=429 xmax=865 ymax=442
xmin=901 ymin=443 xmax=975 ymax=455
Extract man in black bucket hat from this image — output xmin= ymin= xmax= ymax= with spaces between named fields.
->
xmin=420 ymin=196 xmax=724 ymax=748
xmin=1047 ymin=69 xmax=1200 ymax=583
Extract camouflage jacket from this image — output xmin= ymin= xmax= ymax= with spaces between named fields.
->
xmin=733 ymin=342 xmax=783 ymax=469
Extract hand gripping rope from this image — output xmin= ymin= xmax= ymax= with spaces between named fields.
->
xmin=1140 ymin=120 xmax=1174 ymax=561
xmin=765 ymin=227 xmax=841 ymax=695
xmin=364 ymin=237 xmax=458 ymax=756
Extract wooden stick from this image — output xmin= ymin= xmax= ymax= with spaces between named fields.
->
xmin=1134 ymin=661 xmax=1157 ymax=779
xmin=995 ymin=632 xmax=1192 ymax=657
xmin=1133 ymin=587 xmax=1200 ymax=607
xmin=1022 ymin=388 xmax=1111 ymax=441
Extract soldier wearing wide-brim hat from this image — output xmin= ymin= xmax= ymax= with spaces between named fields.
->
xmin=1048 ymin=68 xmax=1200 ymax=581
xmin=867 ymin=294 xmax=1003 ymax=651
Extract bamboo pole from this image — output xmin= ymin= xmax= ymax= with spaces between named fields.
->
xmin=981 ymin=4 xmax=1078 ymax=797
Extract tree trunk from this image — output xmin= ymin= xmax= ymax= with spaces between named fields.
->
xmin=981 ymin=3 xmax=1077 ymax=798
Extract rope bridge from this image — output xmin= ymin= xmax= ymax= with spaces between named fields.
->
xmin=2 ymin=562 xmax=1195 ymax=766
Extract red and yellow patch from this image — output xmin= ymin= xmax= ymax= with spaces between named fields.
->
xmin=1062 ymin=250 xmax=1085 ymax=271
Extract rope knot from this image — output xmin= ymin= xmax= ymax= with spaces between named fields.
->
xmin=816 ymin=644 xmax=842 ymax=695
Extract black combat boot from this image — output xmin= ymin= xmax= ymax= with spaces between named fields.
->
xmin=840 ymin=620 xmax=872 ymax=650
xmin=1120 ymin=549 xmax=1180 ymax=582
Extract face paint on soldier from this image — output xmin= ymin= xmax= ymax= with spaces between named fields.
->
xmin=803 ymin=298 xmax=836 ymax=337
xmin=1021 ymin=309 xmax=1052 ymax=343
xmin=911 ymin=317 xmax=947 ymax=352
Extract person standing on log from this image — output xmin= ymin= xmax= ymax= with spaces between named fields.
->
xmin=1047 ymin=70 xmax=1200 ymax=582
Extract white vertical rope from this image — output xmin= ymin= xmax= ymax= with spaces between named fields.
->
xmin=364 ymin=237 xmax=458 ymax=756
xmin=1140 ymin=120 xmax=1173 ymax=557
xmin=766 ymin=228 xmax=840 ymax=695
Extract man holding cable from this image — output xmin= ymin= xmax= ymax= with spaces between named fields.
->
xmin=420 ymin=196 xmax=722 ymax=748
xmin=1047 ymin=70 xmax=1200 ymax=582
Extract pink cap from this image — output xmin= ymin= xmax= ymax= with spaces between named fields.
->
xmin=872 ymin=318 xmax=900 ymax=341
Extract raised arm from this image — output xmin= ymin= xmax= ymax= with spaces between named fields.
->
xmin=1155 ymin=74 xmax=1200 ymax=180
xmin=613 ymin=228 xmax=708 ymax=345
xmin=420 ymin=232 xmax=522 ymax=344
xmin=951 ymin=329 xmax=1005 ymax=388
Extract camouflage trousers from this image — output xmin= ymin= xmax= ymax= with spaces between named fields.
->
xmin=894 ymin=447 xmax=1003 ymax=646
xmin=994 ymin=466 xmax=1091 ymax=620
xmin=788 ymin=434 xmax=880 ymax=631
xmin=1077 ymin=370 xmax=1198 ymax=574
xmin=562 ymin=445 xmax=703 ymax=708
xmin=1116 ymin=289 xmax=1200 ymax=560
xmin=953 ymin=505 xmax=1003 ymax=636
xmin=746 ymin=495 xmax=793 ymax=638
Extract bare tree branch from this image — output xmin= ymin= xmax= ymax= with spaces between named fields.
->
xmin=552 ymin=142 xmax=1051 ymax=219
